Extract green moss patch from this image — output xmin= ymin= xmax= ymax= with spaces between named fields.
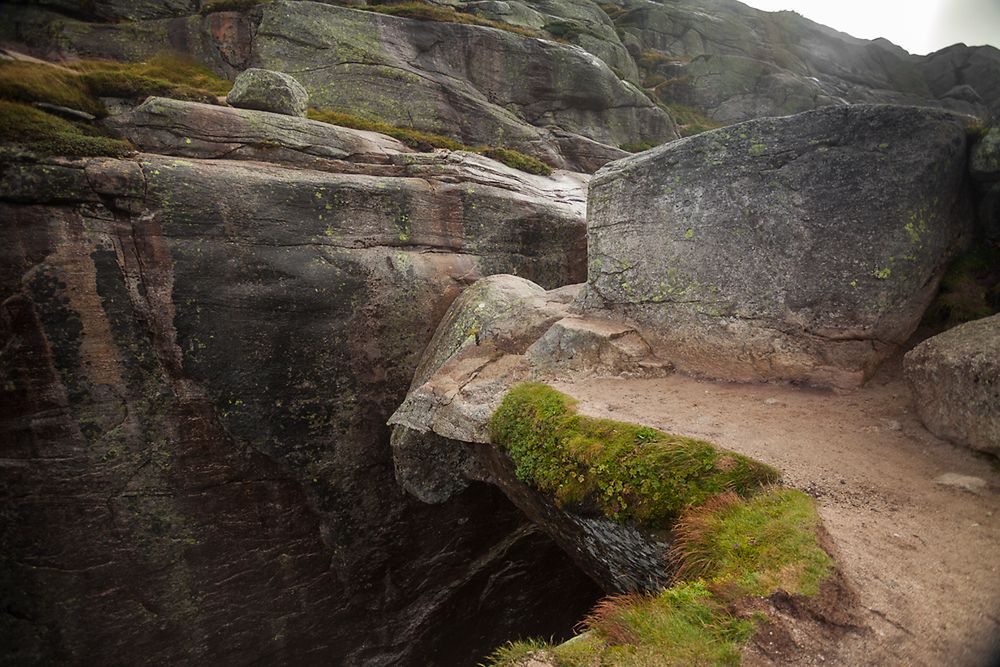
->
xmin=0 ymin=61 xmax=104 ymax=116
xmin=488 ymin=383 xmax=778 ymax=526
xmin=0 ymin=100 xmax=131 ymax=157
xmin=308 ymin=108 xmax=553 ymax=175
xmin=0 ymin=55 xmax=232 ymax=119
xmin=353 ymin=1 xmax=543 ymax=39
xmin=485 ymin=488 xmax=831 ymax=667
xmin=72 ymin=55 xmax=232 ymax=104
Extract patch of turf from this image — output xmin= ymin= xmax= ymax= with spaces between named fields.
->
xmin=488 ymin=383 xmax=779 ymax=526
xmin=357 ymin=1 xmax=543 ymax=39
xmin=308 ymin=108 xmax=553 ymax=175
xmin=72 ymin=54 xmax=231 ymax=104
xmin=0 ymin=60 xmax=103 ymax=116
xmin=0 ymin=100 xmax=131 ymax=157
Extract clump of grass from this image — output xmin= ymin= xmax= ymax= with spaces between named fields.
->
xmin=0 ymin=100 xmax=131 ymax=157
xmin=488 ymin=383 xmax=779 ymax=526
xmin=637 ymin=48 xmax=692 ymax=70
xmin=0 ymin=60 xmax=104 ymax=116
xmin=480 ymin=147 xmax=552 ymax=176
xmin=358 ymin=1 xmax=543 ymax=39
xmin=72 ymin=54 xmax=231 ymax=104
xmin=671 ymin=489 xmax=832 ymax=598
xmin=0 ymin=55 xmax=232 ymax=119
xmin=620 ymin=141 xmax=659 ymax=153
xmin=922 ymin=243 xmax=1000 ymax=328
xmin=199 ymin=0 xmax=271 ymax=14
xmin=308 ymin=108 xmax=553 ymax=175
xmin=484 ymin=488 xmax=832 ymax=666
xmin=542 ymin=20 xmax=604 ymax=42
xmin=660 ymin=102 xmax=724 ymax=137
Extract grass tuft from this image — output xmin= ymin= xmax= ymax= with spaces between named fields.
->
xmin=670 ymin=488 xmax=832 ymax=598
xmin=484 ymin=489 xmax=831 ymax=666
xmin=480 ymin=638 xmax=549 ymax=667
xmin=357 ymin=1 xmax=543 ymax=39
xmin=0 ymin=55 xmax=232 ymax=121
xmin=0 ymin=100 xmax=131 ymax=157
xmin=488 ymin=383 xmax=779 ymax=526
xmin=199 ymin=0 xmax=271 ymax=14
xmin=308 ymin=108 xmax=553 ymax=175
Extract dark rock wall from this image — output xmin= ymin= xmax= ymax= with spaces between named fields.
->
xmin=0 ymin=154 xmax=598 ymax=665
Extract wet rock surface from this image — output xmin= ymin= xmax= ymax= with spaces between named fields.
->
xmin=0 ymin=103 xmax=597 ymax=663
xmin=582 ymin=104 xmax=974 ymax=387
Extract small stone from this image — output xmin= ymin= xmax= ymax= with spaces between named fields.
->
xmin=764 ymin=397 xmax=780 ymax=405
xmin=226 ymin=68 xmax=309 ymax=117
xmin=885 ymin=419 xmax=902 ymax=431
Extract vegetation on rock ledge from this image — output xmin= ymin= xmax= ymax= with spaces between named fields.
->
xmin=484 ymin=384 xmax=832 ymax=667
xmin=488 ymin=383 xmax=778 ymax=526
xmin=308 ymin=108 xmax=554 ymax=175
xmin=0 ymin=101 xmax=131 ymax=157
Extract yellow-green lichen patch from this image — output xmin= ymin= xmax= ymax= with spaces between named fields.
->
xmin=488 ymin=383 xmax=779 ymax=526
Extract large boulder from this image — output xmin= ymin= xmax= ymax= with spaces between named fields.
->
xmin=582 ymin=104 xmax=974 ymax=387
xmin=904 ymin=315 xmax=1000 ymax=455
xmin=226 ymin=67 xmax=309 ymax=116
xmin=0 ymin=100 xmax=596 ymax=663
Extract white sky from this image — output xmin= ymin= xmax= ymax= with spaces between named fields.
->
xmin=740 ymin=0 xmax=1000 ymax=55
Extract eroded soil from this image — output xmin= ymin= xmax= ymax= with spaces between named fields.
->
xmin=553 ymin=361 xmax=1000 ymax=667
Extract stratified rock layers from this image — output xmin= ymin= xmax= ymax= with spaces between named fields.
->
xmin=0 ymin=100 xmax=599 ymax=663
xmin=583 ymin=105 xmax=973 ymax=386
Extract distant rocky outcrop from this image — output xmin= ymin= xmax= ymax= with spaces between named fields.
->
xmin=581 ymin=104 xmax=975 ymax=387
xmin=0 ymin=97 xmax=599 ymax=665
xmin=904 ymin=314 xmax=1000 ymax=456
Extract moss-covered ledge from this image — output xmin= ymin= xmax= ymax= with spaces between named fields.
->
xmin=484 ymin=383 xmax=841 ymax=667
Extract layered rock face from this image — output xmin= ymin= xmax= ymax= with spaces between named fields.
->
xmin=582 ymin=104 xmax=974 ymax=386
xmin=0 ymin=0 xmax=677 ymax=172
xmin=0 ymin=100 xmax=601 ymax=664
xmin=611 ymin=0 xmax=1000 ymax=123
xmin=904 ymin=314 xmax=1000 ymax=455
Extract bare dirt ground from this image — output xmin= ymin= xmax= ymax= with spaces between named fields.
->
xmin=552 ymin=359 xmax=1000 ymax=667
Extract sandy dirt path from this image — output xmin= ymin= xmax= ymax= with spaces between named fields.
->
xmin=552 ymin=362 xmax=1000 ymax=667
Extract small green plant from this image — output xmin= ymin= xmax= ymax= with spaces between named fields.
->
xmin=488 ymin=383 xmax=779 ymax=526
xmin=0 ymin=100 xmax=131 ymax=157
xmin=308 ymin=108 xmax=552 ymax=175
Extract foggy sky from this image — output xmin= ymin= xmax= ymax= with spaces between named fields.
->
xmin=740 ymin=0 xmax=1000 ymax=55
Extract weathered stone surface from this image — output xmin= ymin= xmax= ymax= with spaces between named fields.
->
xmin=226 ymin=67 xmax=308 ymax=116
xmin=249 ymin=1 xmax=674 ymax=170
xmin=904 ymin=314 xmax=1000 ymax=455
xmin=582 ymin=105 xmax=974 ymax=387
xmin=614 ymin=0 xmax=1000 ymax=123
xmin=389 ymin=275 xmax=672 ymax=592
xmin=970 ymin=128 xmax=1000 ymax=182
xmin=0 ymin=133 xmax=595 ymax=664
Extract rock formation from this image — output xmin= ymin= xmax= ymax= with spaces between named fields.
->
xmin=582 ymin=104 xmax=975 ymax=386
xmin=0 ymin=98 xmax=601 ymax=664
xmin=225 ymin=67 xmax=309 ymax=116
xmin=904 ymin=314 xmax=1000 ymax=455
